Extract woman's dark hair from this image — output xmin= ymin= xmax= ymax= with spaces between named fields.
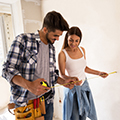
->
xmin=42 ymin=11 xmax=69 ymax=32
xmin=62 ymin=26 xmax=82 ymax=50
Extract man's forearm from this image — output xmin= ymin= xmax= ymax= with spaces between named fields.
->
xmin=12 ymin=75 xmax=30 ymax=90
xmin=12 ymin=75 xmax=50 ymax=96
xmin=57 ymin=76 xmax=74 ymax=89
xmin=57 ymin=77 xmax=66 ymax=85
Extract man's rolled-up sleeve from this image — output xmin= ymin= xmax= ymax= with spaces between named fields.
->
xmin=2 ymin=35 xmax=23 ymax=86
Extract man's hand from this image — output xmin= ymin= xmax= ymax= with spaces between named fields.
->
xmin=70 ymin=77 xmax=82 ymax=86
xmin=27 ymin=78 xmax=50 ymax=96
xmin=57 ymin=77 xmax=75 ymax=89
xmin=63 ymin=78 xmax=74 ymax=89
xmin=12 ymin=75 xmax=50 ymax=96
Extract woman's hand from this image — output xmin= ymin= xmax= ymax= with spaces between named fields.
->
xmin=98 ymin=72 xmax=109 ymax=78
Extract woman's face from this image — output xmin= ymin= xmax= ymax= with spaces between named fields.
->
xmin=67 ymin=34 xmax=80 ymax=50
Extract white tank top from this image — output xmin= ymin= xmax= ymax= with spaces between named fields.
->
xmin=63 ymin=47 xmax=87 ymax=84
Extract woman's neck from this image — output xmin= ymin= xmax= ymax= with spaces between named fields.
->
xmin=66 ymin=47 xmax=79 ymax=52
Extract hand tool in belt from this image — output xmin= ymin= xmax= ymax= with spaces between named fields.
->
xmin=33 ymin=97 xmax=41 ymax=117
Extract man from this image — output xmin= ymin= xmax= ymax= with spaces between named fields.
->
xmin=2 ymin=11 xmax=75 ymax=120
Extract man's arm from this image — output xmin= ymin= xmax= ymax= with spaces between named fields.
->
xmin=12 ymin=75 xmax=50 ymax=96
xmin=57 ymin=76 xmax=74 ymax=89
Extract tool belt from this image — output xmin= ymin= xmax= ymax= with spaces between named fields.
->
xmin=42 ymin=89 xmax=52 ymax=100
xmin=8 ymin=96 xmax=46 ymax=120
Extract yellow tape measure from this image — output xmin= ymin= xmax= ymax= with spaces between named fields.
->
xmin=40 ymin=81 xmax=49 ymax=87
xmin=87 ymin=71 xmax=117 ymax=80
xmin=41 ymin=82 xmax=47 ymax=87
xmin=51 ymin=71 xmax=117 ymax=88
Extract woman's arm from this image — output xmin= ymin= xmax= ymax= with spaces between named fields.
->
xmin=85 ymin=66 xmax=108 ymax=78
xmin=58 ymin=51 xmax=71 ymax=79
xmin=85 ymin=66 xmax=100 ymax=75
xmin=81 ymin=46 xmax=108 ymax=78
xmin=58 ymin=51 xmax=82 ymax=85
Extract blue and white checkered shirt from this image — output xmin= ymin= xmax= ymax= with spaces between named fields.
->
xmin=2 ymin=32 xmax=59 ymax=107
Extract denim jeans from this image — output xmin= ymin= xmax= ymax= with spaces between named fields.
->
xmin=71 ymin=93 xmax=86 ymax=120
xmin=43 ymin=101 xmax=54 ymax=120
xmin=63 ymin=80 xmax=97 ymax=120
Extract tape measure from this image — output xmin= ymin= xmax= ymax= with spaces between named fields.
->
xmin=40 ymin=71 xmax=117 ymax=89
xmin=50 ymin=71 xmax=117 ymax=88
xmin=40 ymin=81 xmax=49 ymax=87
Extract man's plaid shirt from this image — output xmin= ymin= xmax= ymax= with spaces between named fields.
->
xmin=2 ymin=32 xmax=59 ymax=107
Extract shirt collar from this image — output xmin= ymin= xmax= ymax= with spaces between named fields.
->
xmin=34 ymin=30 xmax=41 ymax=44
xmin=34 ymin=30 xmax=54 ymax=48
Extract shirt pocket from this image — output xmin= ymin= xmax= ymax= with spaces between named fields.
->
xmin=22 ymin=49 xmax=37 ymax=65
xmin=27 ymin=55 xmax=36 ymax=65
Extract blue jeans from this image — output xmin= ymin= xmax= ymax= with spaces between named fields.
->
xmin=71 ymin=93 xmax=86 ymax=120
xmin=43 ymin=101 xmax=54 ymax=120
xmin=63 ymin=80 xmax=97 ymax=120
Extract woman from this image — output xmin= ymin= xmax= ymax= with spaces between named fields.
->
xmin=58 ymin=27 xmax=108 ymax=120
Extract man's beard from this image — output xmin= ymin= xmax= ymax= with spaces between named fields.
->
xmin=46 ymin=33 xmax=56 ymax=44
xmin=46 ymin=33 xmax=52 ymax=44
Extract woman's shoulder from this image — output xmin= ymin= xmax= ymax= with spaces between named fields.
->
xmin=58 ymin=50 xmax=66 ymax=62
xmin=60 ymin=48 xmax=68 ymax=54
xmin=59 ymin=50 xmax=65 ymax=57
xmin=80 ymin=46 xmax=85 ymax=52
xmin=80 ymin=46 xmax=85 ymax=50
xmin=79 ymin=46 xmax=86 ymax=59
xmin=59 ymin=47 xmax=69 ymax=58
xmin=79 ymin=46 xmax=86 ymax=56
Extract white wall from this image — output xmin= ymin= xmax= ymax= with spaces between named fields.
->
xmin=11 ymin=0 xmax=24 ymax=36
xmin=21 ymin=0 xmax=42 ymax=33
xmin=0 ymin=0 xmax=24 ymax=114
xmin=42 ymin=0 xmax=120 ymax=120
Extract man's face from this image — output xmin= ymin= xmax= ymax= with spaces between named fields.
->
xmin=46 ymin=29 xmax=63 ymax=44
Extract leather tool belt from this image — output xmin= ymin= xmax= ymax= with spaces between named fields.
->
xmin=8 ymin=96 xmax=46 ymax=120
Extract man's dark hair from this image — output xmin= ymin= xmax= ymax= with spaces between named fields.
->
xmin=42 ymin=11 xmax=69 ymax=32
